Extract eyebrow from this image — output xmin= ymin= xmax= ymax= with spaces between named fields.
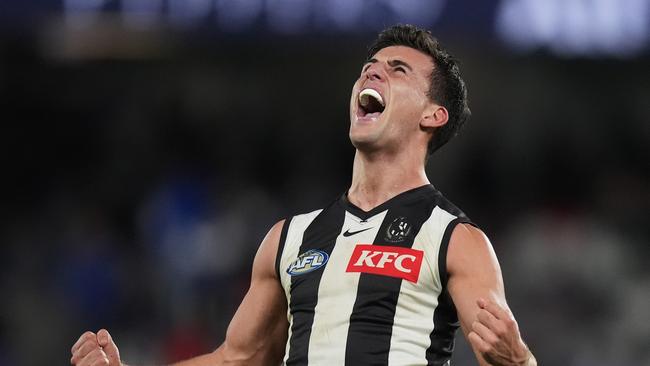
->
xmin=363 ymin=58 xmax=413 ymax=72
xmin=388 ymin=59 xmax=413 ymax=71
xmin=363 ymin=58 xmax=378 ymax=70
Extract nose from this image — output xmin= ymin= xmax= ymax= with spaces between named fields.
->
xmin=364 ymin=63 xmax=384 ymax=82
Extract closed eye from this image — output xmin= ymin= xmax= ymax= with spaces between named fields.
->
xmin=388 ymin=59 xmax=412 ymax=74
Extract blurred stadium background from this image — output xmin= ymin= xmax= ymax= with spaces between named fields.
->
xmin=0 ymin=1 xmax=648 ymax=365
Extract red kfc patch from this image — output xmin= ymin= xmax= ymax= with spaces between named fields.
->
xmin=346 ymin=244 xmax=423 ymax=283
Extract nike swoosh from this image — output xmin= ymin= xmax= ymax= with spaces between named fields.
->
xmin=342 ymin=227 xmax=374 ymax=237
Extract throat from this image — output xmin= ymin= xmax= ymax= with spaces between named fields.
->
xmin=349 ymin=152 xmax=430 ymax=212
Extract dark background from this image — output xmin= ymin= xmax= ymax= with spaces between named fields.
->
xmin=0 ymin=1 xmax=648 ymax=365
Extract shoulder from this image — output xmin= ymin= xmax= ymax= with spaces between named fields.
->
xmin=447 ymin=223 xmax=501 ymax=279
xmin=266 ymin=219 xmax=286 ymax=242
xmin=450 ymin=223 xmax=488 ymax=246
xmin=286 ymin=207 xmax=325 ymax=226
xmin=268 ymin=206 xmax=327 ymax=275
xmin=254 ymin=219 xmax=286 ymax=267
xmin=424 ymin=186 xmax=468 ymax=219
xmin=418 ymin=187 xmax=472 ymax=247
xmin=418 ymin=187 xmax=472 ymax=241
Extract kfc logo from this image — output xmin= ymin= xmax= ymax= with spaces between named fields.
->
xmin=346 ymin=244 xmax=423 ymax=283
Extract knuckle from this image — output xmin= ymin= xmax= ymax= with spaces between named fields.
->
xmin=494 ymin=324 xmax=506 ymax=336
xmin=486 ymin=335 xmax=498 ymax=346
xmin=72 ymin=332 xmax=95 ymax=353
xmin=89 ymin=349 xmax=104 ymax=359
xmin=71 ymin=348 xmax=85 ymax=361
xmin=479 ymin=343 xmax=491 ymax=353
xmin=469 ymin=332 xmax=481 ymax=347
xmin=80 ymin=341 xmax=99 ymax=355
xmin=81 ymin=339 xmax=93 ymax=349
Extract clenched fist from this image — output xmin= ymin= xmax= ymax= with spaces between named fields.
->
xmin=70 ymin=329 xmax=122 ymax=366
xmin=468 ymin=298 xmax=536 ymax=366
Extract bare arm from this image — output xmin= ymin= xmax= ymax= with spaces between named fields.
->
xmin=191 ymin=219 xmax=288 ymax=365
xmin=446 ymin=223 xmax=536 ymax=366
xmin=71 ymin=220 xmax=289 ymax=366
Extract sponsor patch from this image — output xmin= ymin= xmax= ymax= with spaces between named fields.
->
xmin=287 ymin=249 xmax=329 ymax=276
xmin=346 ymin=244 xmax=423 ymax=283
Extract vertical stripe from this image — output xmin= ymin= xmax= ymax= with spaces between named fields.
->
xmin=279 ymin=210 xmax=323 ymax=366
xmin=286 ymin=204 xmax=346 ymax=366
xmin=386 ymin=224 xmax=437 ymax=365
xmin=345 ymin=200 xmax=437 ymax=366
xmin=387 ymin=207 xmax=456 ymax=365
xmin=308 ymin=210 xmax=387 ymax=365
xmin=425 ymin=217 xmax=471 ymax=365
xmin=279 ymin=210 xmax=323 ymax=296
xmin=275 ymin=218 xmax=291 ymax=279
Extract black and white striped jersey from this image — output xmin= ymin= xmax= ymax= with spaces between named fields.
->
xmin=275 ymin=184 xmax=473 ymax=366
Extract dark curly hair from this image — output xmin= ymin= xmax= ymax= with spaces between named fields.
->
xmin=367 ymin=24 xmax=471 ymax=155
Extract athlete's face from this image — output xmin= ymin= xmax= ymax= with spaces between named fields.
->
xmin=349 ymin=46 xmax=441 ymax=154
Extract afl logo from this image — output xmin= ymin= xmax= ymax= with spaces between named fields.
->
xmin=287 ymin=249 xmax=329 ymax=276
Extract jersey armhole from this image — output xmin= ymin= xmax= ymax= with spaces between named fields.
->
xmin=275 ymin=217 xmax=291 ymax=280
xmin=438 ymin=217 xmax=477 ymax=289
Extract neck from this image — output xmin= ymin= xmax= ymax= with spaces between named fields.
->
xmin=348 ymin=149 xmax=430 ymax=212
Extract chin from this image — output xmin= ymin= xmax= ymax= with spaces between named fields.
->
xmin=349 ymin=132 xmax=381 ymax=153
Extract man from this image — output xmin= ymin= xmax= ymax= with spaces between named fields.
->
xmin=71 ymin=24 xmax=536 ymax=366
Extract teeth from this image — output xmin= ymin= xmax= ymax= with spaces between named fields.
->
xmin=359 ymin=88 xmax=384 ymax=107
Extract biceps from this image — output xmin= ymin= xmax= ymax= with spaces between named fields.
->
xmin=449 ymin=267 xmax=504 ymax=334
xmin=446 ymin=225 xmax=505 ymax=331
xmin=224 ymin=276 xmax=288 ymax=360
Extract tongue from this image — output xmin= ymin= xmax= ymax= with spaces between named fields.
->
xmin=364 ymin=111 xmax=381 ymax=119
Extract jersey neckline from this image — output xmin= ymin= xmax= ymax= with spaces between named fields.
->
xmin=338 ymin=184 xmax=436 ymax=221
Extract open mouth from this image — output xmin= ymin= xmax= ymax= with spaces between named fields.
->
xmin=358 ymin=88 xmax=385 ymax=119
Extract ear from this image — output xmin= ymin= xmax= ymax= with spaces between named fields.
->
xmin=420 ymin=104 xmax=448 ymax=129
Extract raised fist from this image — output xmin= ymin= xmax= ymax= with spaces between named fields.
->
xmin=468 ymin=298 xmax=533 ymax=366
xmin=70 ymin=329 xmax=121 ymax=366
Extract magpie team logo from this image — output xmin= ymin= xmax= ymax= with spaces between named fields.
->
xmin=385 ymin=216 xmax=411 ymax=242
xmin=287 ymin=249 xmax=329 ymax=276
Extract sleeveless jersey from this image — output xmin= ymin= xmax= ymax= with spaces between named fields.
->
xmin=276 ymin=184 xmax=473 ymax=366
